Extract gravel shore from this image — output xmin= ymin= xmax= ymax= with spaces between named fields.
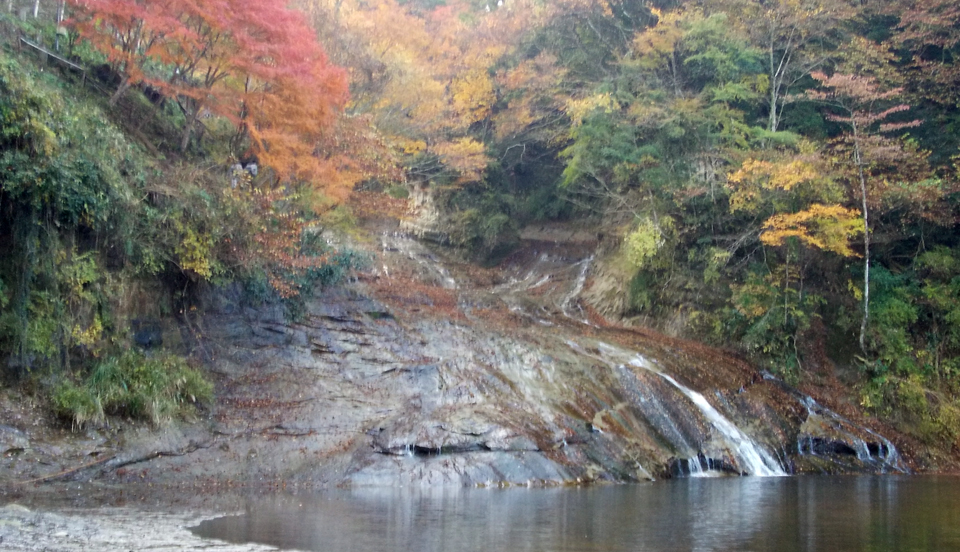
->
xmin=0 ymin=502 xmax=281 ymax=551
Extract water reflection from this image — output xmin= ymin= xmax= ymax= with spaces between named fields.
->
xmin=193 ymin=476 xmax=960 ymax=552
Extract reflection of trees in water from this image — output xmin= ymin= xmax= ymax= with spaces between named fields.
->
xmin=195 ymin=478 xmax=960 ymax=552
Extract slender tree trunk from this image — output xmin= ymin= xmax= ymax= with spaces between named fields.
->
xmin=853 ymin=122 xmax=870 ymax=355
xmin=109 ymin=74 xmax=133 ymax=106
xmin=181 ymin=105 xmax=202 ymax=152
xmin=33 ymin=0 xmax=39 ymax=18
xmin=54 ymin=0 xmax=64 ymax=51
xmin=769 ymin=45 xmax=779 ymax=133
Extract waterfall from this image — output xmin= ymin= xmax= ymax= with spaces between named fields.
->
xmin=620 ymin=352 xmax=785 ymax=477
xmin=381 ymin=231 xmax=457 ymax=289
xmin=560 ymin=255 xmax=594 ymax=323
xmin=575 ymin=340 xmax=786 ymax=477
xmin=798 ymin=396 xmax=907 ymax=473
xmin=687 ymin=456 xmax=706 ymax=477
xmin=649 ymin=367 xmax=786 ymax=477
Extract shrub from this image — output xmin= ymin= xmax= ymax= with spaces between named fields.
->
xmin=52 ymin=350 xmax=212 ymax=429
xmin=51 ymin=381 xmax=102 ymax=430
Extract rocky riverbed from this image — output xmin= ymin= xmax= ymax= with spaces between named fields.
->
xmin=0 ymin=501 xmax=274 ymax=551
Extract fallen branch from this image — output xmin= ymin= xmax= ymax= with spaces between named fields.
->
xmin=105 ymin=440 xmax=213 ymax=471
xmin=13 ymin=454 xmax=116 ymax=486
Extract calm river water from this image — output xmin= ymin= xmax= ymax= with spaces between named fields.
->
xmin=192 ymin=476 xmax=960 ymax=551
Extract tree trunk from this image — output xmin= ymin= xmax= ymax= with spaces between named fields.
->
xmin=33 ymin=0 xmax=39 ymax=18
xmin=54 ymin=0 xmax=65 ymax=50
xmin=853 ymin=122 xmax=870 ymax=355
xmin=180 ymin=106 xmax=201 ymax=152
xmin=769 ymin=45 xmax=779 ymax=133
xmin=109 ymin=75 xmax=133 ymax=106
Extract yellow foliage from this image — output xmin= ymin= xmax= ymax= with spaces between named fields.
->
xmin=727 ymin=157 xmax=819 ymax=212
xmin=624 ymin=218 xmax=665 ymax=270
xmin=760 ymin=203 xmax=863 ymax=257
xmin=848 ymin=279 xmax=864 ymax=301
xmin=450 ymin=69 xmax=496 ymax=125
xmin=397 ymin=138 xmax=427 ymax=155
xmin=175 ymin=223 xmax=215 ymax=278
xmin=432 ymin=137 xmax=489 ymax=182
xmin=72 ymin=317 xmax=103 ymax=348
xmin=565 ymin=92 xmax=617 ymax=126
xmin=630 ymin=8 xmax=687 ymax=71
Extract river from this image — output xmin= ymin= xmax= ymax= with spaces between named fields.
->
xmin=192 ymin=476 xmax=960 ymax=552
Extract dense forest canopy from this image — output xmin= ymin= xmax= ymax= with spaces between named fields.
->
xmin=2 ymin=0 xmax=960 ymax=449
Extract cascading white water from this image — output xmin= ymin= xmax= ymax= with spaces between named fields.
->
xmin=381 ymin=231 xmax=458 ymax=289
xmin=686 ymin=456 xmax=705 ymax=477
xmin=494 ymin=253 xmax=553 ymax=293
xmin=648 ymin=366 xmax=786 ymax=476
xmin=617 ymin=350 xmax=785 ymax=477
xmin=798 ymin=396 xmax=906 ymax=473
xmin=577 ymin=341 xmax=786 ymax=477
xmin=560 ymin=255 xmax=594 ymax=323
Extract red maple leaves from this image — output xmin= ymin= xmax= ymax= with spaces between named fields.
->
xmin=69 ymin=0 xmax=348 ymax=186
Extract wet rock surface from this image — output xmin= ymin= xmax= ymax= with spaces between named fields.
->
xmin=1 ymin=226 xmax=910 ymax=499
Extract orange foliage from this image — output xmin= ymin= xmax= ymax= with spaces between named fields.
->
xmin=296 ymin=0 xmax=604 ymax=183
xmin=69 ymin=0 xmax=350 ymax=193
xmin=760 ymin=204 xmax=864 ymax=257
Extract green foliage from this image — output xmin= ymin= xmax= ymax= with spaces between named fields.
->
xmin=726 ymin=265 xmax=825 ymax=378
xmin=680 ymin=13 xmax=763 ymax=86
xmin=624 ymin=217 xmax=667 ymax=270
xmin=863 ymin=252 xmax=960 ymax=383
xmin=51 ymin=382 xmax=102 ymax=430
xmin=294 ymin=238 xmax=369 ymax=293
xmin=0 ymin=54 xmax=140 ymax=226
xmin=445 ymin=184 xmax=520 ymax=259
xmin=861 ymin=375 xmax=960 ymax=447
xmin=386 ymin=184 xmax=410 ymax=199
xmin=52 ymin=349 xmax=212 ymax=429
xmin=855 ymin=248 xmax=960 ymax=447
xmin=0 ymin=51 xmax=145 ymax=373
xmin=864 ymin=266 xmax=919 ymax=375
xmin=701 ymin=247 xmax=731 ymax=286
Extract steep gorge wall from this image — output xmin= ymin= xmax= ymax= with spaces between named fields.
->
xmin=84 ymin=230 xmax=909 ymax=488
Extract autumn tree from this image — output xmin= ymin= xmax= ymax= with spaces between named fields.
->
xmin=68 ymin=0 xmax=347 ymax=162
xmin=896 ymin=0 xmax=960 ymax=109
xmin=67 ymin=0 xmax=352 ymax=297
xmin=806 ymin=72 xmax=922 ymax=352
xmin=706 ymin=0 xmax=856 ymax=133
xmin=67 ymin=0 xmax=170 ymax=105
xmin=295 ymin=0 xmax=630 ymax=187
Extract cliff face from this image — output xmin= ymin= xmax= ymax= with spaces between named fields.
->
xmin=77 ymin=227 xmax=906 ymax=488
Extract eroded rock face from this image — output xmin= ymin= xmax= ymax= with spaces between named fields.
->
xmin=89 ymin=230 xmax=905 ymax=489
